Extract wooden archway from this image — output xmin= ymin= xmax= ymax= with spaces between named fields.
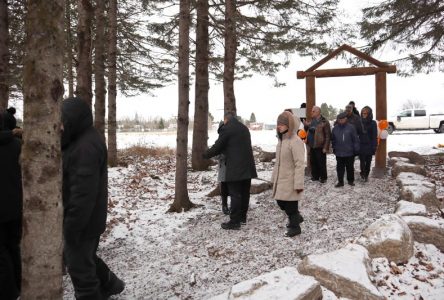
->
xmin=297 ymin=44 xmax=396 ymax=176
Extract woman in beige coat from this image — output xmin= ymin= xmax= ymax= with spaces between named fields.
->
xmin=272 ymin=111 xmax=305 ymax=237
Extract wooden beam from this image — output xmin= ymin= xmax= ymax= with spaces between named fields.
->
xmin=306 ymin=45 xmax=347 ymax=72
xmin=297 ymin=66 xmax=396 ymax=79
xmin=341 ymin=45 xmax=389 ymax=68
xmin=305 ymin=76 xmax=316 ymax=121
xmin=374 ymin=72 xmax=387 ymax=177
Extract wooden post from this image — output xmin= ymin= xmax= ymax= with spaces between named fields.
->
xmin=305 ymin=76 xmax=316 ymax=175
xmin=374 ymin=72 xmax=387 ymax=177
xmin=305 ymin=76 xmax=316 ymax=121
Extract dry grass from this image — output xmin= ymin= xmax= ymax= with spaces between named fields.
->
xmin=117 ymin=144 xmax=174 ymax=166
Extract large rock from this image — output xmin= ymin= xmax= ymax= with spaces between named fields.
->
xmin=388 ymin=151 xmax=425 ymax=165
xmin=391 ymin=161 xmax=426 ymax=178
xmin=396 ymin=172 xmax=439 ymax=210
xmin=356 ymin=214 xmax=414 ymax=264
xmin=210 ymin=267 xmax=322 ymax=300
xmin=401 ymin=216 xmax=444 ymax=252
xmin=388 ymin=156 xmax=410 ymax=167
xmin=394 ymin=200 xmax=427 ymax=216
xmin=298 ymin=244 xmax=384 ymax=300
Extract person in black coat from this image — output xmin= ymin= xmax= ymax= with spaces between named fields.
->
xmin=0 ymin=111 xmax=22 ymax=300
xmin=204 ymin=112 xmax=257 ymax=230
xmin=62 ymin=98 xmax=124 ymax=299
xmin=358 ymin=106 xmax=378 ymax=182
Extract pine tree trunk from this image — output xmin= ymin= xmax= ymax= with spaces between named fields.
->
xmin=65 ymin=0 xmax=74 ymax=97
xmin=0 ymin=0 xmax=9 ymax=110
xmin=94 ymin=0 xmax=106 ymax=137
xmin=107 ymin=0 xmax=118 ymax=167
xmin=21 ymin=0 xmax=64 ymax=297
xmin=191 ymin=0 xmax=210 ymax=171
xmin=169 ymin=0 xmax=195 ymax=213
xmin=223 ymin=0 xmax=237 ymax=114
xmin=76 ymin=0 xmax=93 ymax=106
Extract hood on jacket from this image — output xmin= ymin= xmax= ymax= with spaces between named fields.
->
xmin=62 ymin=97 xmax=93 ymax=149
xmin=361 ymin=106 xmax=374 ymax=121
xmin=277 ymin=111 xmax=300 ymax=139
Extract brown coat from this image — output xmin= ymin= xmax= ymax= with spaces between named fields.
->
xmin=306 ymin=116 xmax=331 ymax=152
xmin=272 ymin=128 xmax=305 ymax=201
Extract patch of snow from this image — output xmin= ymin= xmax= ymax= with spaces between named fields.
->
xmin=395 ymin=200 xmax=427 ymax=216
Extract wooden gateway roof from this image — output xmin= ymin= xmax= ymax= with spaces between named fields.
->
xmin=297 ymin=44 xmax=396 ymax=79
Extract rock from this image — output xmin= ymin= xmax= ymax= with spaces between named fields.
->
xmin=401 ymin=216 xmax=444 ymax=252
xmin=210 ymin=267 xmax=322 ymax=300
xmin=388 ymin=151 xmax=425 ymax=165
xmin=257 ymin=151 xmax=276 ymax=163
xmin=391 ymin=161 xmax=426 ymax=178
xmin=396 ymin=172 xmax=439 ymax=210
xmin=388 ymin=156 xmax=410 ymax=167
xmin=394 ymin=200 xmax=427 ymax=216
xmin=356 ymin=214 xmax=414 ymax=264
xmin=250 ymin=182 xmax=272 ymax=194
xmin=298 ymin=244 xmax=384 ymax=300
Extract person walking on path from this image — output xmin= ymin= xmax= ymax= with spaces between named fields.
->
xmin=303 ymin=106 xmax=331 ymax=183
xmin=216 ymin=122 xmax=229 ymax=215
xmin=0 ymin=112 xmax=22 ymax=300
xmin=332 ymin=112 xmax=360 ymax=187
xmin=358 ymin=106 xmax=378 ymax=182
xmin=272 ymin=111 xmax=305 ymax=237
xmin=62 ymin=98 xmax=124 ymax=299
xmin=203 ymin=112 xmax=257 ymax=230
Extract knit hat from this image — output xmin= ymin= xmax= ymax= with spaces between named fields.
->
xmin=277 ymin=113 xmax=290 ymax=127
xmin=337 ymin=112 xmax=347 ymax=120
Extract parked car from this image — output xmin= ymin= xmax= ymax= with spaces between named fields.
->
xmin=387 ymin=109 xmax=444 ymax=134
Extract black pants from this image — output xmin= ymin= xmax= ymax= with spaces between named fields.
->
xmin=336 ymin=156 xmax=355 ymax=184
xmin=276 ymin=200 xmax=299 ymax=216
xmin=0 ymin=219 xmax=22 ymax=300
xmin=226 ymin=179 xmax=251 ymax=223
xmin=359 ymin=154 xmax=373 ymax=178
xmin=64 ymin=236 xmax=113 ymax=299
xmin=310 ymin=148 xmax=327 ymax=180
xmin=220 ymin=182 xmax=228 ymax=207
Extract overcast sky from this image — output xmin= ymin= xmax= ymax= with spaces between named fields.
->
xmin=116 ymin=0 xmax=444 ymax=124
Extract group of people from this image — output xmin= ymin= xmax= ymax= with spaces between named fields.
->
xmin=205 ymin=101 xmax=378 ymax=238
xmin=1 ymin=100 xmax=124 ymax=300
xmin=305 ymin=101 xmax=378 ymax=187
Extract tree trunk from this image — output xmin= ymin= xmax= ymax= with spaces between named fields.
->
xmin=94 ymin=0 xmax=106 ymax=137
xmin=191 ymin=0 xmax=210 ymax=171
xmin=65 ymin=0 xmax=74 ymax=97
xmin=107 ymin=0 xmax=117 ymax=167
xmin=76 ymin=0 xmax=93 ymax=106
xmin=169 ymin=0 xmax=195 ymax=213
xmin=0 ymin=0 xmax=9 ymax=110
xmin=223 ymin=0 xmax=237 ymax=114
xmin=21 ymin=0 xmax=64 ymax=297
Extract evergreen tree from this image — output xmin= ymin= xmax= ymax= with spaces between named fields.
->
xmin=249 ymin=112 xmax=256 ymax=123
xmin=360 ymin=0 xmax=444 ymax=73
xmin=159 ymin=118 xmax=165 ymax=129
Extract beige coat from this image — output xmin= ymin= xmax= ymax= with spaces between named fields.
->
xmin=272 ymin=132 xmax=305 ymax=201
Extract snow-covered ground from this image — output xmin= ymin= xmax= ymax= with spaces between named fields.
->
xmin=117 ymin=129 xmax=444 ymax=155
xmin=63 ymin=129 xmax=444 ymax=299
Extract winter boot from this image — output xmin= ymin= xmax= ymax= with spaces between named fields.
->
xmin=285 ymin=214 xmax=301 ymax=237
xmin=286 ymin=213 xmax=304 ymax=228
xmin=101 ymin=271 xmax=125 ymax=299
xmin=221 ymin=221 xmax=240 ymax=230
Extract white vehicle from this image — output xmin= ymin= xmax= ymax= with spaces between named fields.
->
xmin=387 ymin=109 xmax=444 ymax=134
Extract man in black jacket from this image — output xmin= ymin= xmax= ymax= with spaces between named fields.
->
xmin=204 ymin=112 xmax=257 ymax=230
xmin=62 ymin=98 xmax=124 ymax=299
xmin=0 ymin=111 xmax=22 ymax=300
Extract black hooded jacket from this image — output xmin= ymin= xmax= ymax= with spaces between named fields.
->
xmin=62 ymin=98 xmax=108 ymax=242
xmin=204 ymin=117 xmax=257 ymax=182
xmin=0 ymin=113 xmax=22 ymax=223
